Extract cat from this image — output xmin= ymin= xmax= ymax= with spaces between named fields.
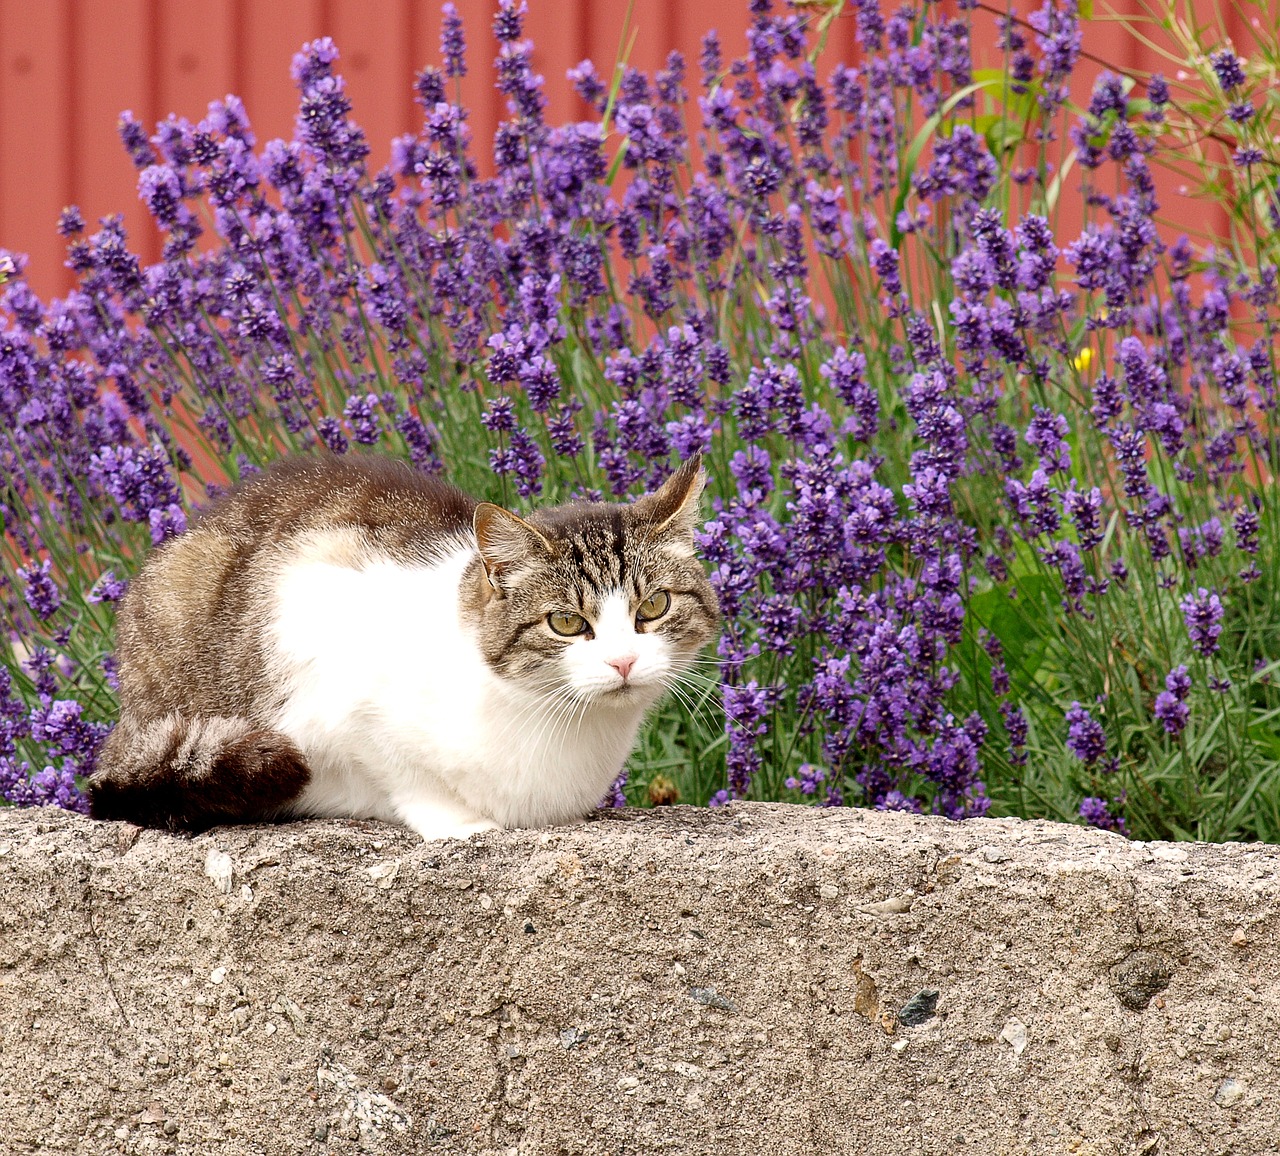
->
xmin=87 ymin=451 xmax=719 ymax=840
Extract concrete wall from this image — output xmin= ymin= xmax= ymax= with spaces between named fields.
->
xmin=1 ymin=803 xmax=1276 ymax=1155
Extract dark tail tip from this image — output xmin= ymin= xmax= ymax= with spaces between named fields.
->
xmin=89 ymin=721 xmax=310 ymax=833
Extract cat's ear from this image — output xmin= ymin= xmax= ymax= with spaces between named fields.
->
xmin=473 ymin=503 xmax=554 ymax=594
xmin=634 ymin=455 xmax=706 ymax=541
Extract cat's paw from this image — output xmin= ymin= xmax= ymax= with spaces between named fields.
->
xmin=394 ymin=797 xmax=500 ymax=841
xmin=431 ymin=818 xmax=501 ymax=841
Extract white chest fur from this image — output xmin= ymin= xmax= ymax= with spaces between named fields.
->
xmin=266 ymin=538 xmax=651 ymax=839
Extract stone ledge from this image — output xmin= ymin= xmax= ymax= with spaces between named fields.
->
xmin=0 ymin=803 xmax=1276 ymax=1155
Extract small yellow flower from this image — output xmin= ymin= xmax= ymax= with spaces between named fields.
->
xmin=1073 ymin=347 xmax=1094 ymax=373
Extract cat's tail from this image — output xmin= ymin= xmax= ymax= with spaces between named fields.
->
xmin=88 ymin=713 xmax=311 ymax=832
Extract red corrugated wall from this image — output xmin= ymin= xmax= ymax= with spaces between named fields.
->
xmin=0 ymin=0 xmax=1259 ymax=303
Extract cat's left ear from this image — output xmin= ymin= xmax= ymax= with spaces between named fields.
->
xmin=634 ymin=455 xmax=706 ymax=540
xmin=474 ymin=504 xmax=554 ymax=594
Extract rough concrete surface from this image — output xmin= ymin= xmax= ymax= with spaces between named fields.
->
xmin=0 ymin=802 xmax=1277 ymax=1156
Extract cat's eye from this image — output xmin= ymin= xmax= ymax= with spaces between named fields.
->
xmin=548 ymin=610 xmax=590 ymax=637
xmin=636 ymin=591 xmax=671 ymax=623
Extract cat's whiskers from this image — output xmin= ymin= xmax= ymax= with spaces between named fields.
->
xmin=664 ymin=672 xmax=724 ymax=733
xmin=553 ymin=692 xmax=595 ymax=778
xmin=671 ymin=665 xmax=725 ymax=688
xmin=668 ymin=668 xmax=751 ymax=729
xmin=661 ymin=678 xmax=712 ymax=731
xmin=491 ymin=683 xmax=576 ymax=754
xmin=519 ymin=683 xmax=592 ymax=773
xmin=679 ymin=659 xmax=733 ymax=687
xmin=536 ymin=687 xmax=588 ymax=750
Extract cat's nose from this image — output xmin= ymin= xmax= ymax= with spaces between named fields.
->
xmin=608 ymin=654 xmax=637 ymax=681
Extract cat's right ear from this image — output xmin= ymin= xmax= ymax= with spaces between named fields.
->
xmin=634 ymin=454 xmax=706 ymax=540
xmin=473 ymin=504 xmax=554 ymax=595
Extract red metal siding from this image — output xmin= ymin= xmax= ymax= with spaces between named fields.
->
xmin=0 ymin=0 xmax=1259 ymax=302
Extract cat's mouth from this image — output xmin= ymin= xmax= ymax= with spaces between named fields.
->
xmin=571 ymin=679 xmax=641 ymax=705
xmin=600 ymin=676 xmax=665 ymax=704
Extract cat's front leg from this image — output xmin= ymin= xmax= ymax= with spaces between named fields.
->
xmin=393 ymin=794 xmax=500 ymax=842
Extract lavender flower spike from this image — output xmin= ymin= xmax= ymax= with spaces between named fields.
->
xmin=1180 ymin=589 xmax=1225 ymax=657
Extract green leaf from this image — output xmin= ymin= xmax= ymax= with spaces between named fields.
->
xmin=967 ymin=575 xmax=1059 ymax=684
xmin=1247 ymin=723 xmax=1280 ymax=761
xmin=981 ymin=116 xmax=1026 ymax=157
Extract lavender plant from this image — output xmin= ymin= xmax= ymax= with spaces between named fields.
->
xmin=3 ymin=0 xmax=1279 ymax=841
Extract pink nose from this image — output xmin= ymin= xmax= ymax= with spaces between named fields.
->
xmin=608 ymin=655 xmax=637 ymax=681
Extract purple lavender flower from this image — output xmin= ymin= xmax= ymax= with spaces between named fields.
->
xmin=0 ymin=759 xmax=88 ymax=812
xmin=1211 ymin=49 xmax=1246 ymax=93
xmin=1030 ymin=0 xmax=1081 ymax=84
xmin=481 ymin=397 xmax=518 ymax=433
xmin=317 ymin=416 xmax=349 ymax=454
xmin=822 ymin=346 xmax=877 ymax=441
xmin=290 ymin=36 xmax=338 ymax=87
xmin=1024 ymin=407 xmax=1071 ymax=473
xmin=1079 ymin=796 xmax=1125 ymax=834
xmin=877 ymin=789 xmax=922 ymax=814
xmin=1180 ymin=588 xmax=1224 ymax=657
xmin=89 ymin=443 xmax=184 ymax=527
xmin=1042 ymin=540 xmax=1086 ymax=612
xmin=1088 ymin=72 xmax=1128 ymax=118
xmin=56 ymin=205 xmax=85 ymax=236
xmin=291 ymin=40 xmax=368 ymax=175
xmin=1153 ymin=690 xmax=1189 ymax=738
xmin=393 ymin=412 xmax=442 ymax=474
xmin=344 ymin=393 xmax=382 ymax=445
xmin=784 ymin=763 xmax=827 ymax=796
xmin=491 ymin=428 xmax=545 ymax=499
xmin=1062 ymin=485 xmax=1104 ymax=550
xmin=1146 ymin=74 xmax=1169 ymax=113
xmin=1065 ymin=701 xmax=1107 ymax=766
xmin=1233 ymin=506 xmax=1259 ymax=554
xmin=441 ymin=3 xmax=467 ymax=78
xmin=30 ymin=698 xmax=107 ymax=766
xmin=148 ymin=503 xmax=187 ymax=544
xmin=1165 ymin=665 xmax=1191 ymax=701
xmin=117 ymin=111 xmax=155 ymax=168
xmin=729 ymin=446 xmax=773 ymax=499
xmin=17 ymin=560 xmax=61 ymax=620
xmin=87 ymin=571 xmax=128 ymax=604
xmin=666 ymin=412 xmax=712 ymax=459
xmin=138 ymin=165 xmax=187 ymax=227
xmin=492 ymin=0 xmax=525 ymax=43
xmin=518 ymin=355 xmax=561 ymax=413
xmin=600 ymin=769 xmax=628 ymax=809
xmin=869 ymin=238 xmax=904 ymax=308
xmin=568 ymin=61 xmax=606 ymax=111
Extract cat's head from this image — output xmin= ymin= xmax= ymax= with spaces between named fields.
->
xmin=466 ymin=456 xmax=719 ymax=707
